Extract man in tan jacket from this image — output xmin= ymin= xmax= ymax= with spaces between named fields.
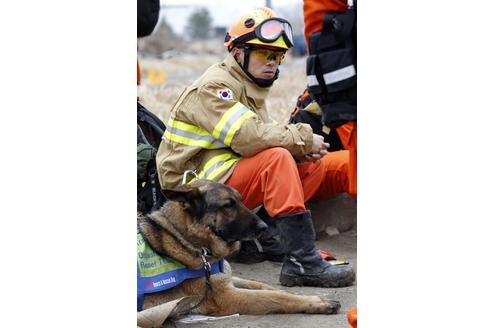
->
xmin=156 ymin=7 xmax=355 ymax=288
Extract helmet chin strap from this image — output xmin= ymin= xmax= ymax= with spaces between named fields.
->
xmin=240 ymin=45 xmax=279 ymax=88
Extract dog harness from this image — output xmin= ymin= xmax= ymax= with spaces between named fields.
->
xmin=137 ymin=230 xmax=224 ymax=311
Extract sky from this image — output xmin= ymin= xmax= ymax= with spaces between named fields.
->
xmin=160 ymin=0 xmax=304 ymax=36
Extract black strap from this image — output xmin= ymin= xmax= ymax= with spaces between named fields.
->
xmin=137 ymin=124 xmax=150 ymax=145
xmin=137 ymin=101 xmax=166 ymax=149
xmin=317 ymin=8 xmax=356 ymax=52
xmin=182 ymin=249 xmax=213 ymax=314
xmin=148 ymin=166 xmax=162 ymax=211
xmin=137 ymin=102 xmax=166 ymax=133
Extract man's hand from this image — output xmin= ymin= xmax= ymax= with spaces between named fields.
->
xmin=295 ymin=134 xmax=329 ymax=163
xmin=311 ymin=133 xmax=329 ymax=156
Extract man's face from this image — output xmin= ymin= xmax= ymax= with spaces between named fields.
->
xmin=233 ymin=46 xmax=285 ymax=80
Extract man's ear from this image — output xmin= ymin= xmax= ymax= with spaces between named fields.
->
xmin=231 ymin=47 xmax=242 ymax=64
xmin=161 ymin=186 xmax=206 ymax=219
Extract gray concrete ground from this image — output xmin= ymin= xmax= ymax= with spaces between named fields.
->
xmin=167 ymin=195 xmax=357 ymax=328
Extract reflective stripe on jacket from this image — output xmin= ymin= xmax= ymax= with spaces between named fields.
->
xmin=156 ymin=54 xmax=313 ymax=189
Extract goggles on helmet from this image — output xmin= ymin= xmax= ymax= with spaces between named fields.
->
xmin=235 ymin=18 xmax=294 ymax=48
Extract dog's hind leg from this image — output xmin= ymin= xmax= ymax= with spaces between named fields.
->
xmin=231 ymin=277 xmax=278 ymax=290
xmin=205 ymin=286 xmax=340 ymax=315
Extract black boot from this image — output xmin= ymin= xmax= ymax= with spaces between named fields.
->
xmin=229 ymin=207 xmax=284 ymax=264
xmin=231 ymin=227 xmax=285 ymax=263
xmin=276 ymin=211 xmax=356 ymax=287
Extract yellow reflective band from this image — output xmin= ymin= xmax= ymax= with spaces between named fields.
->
xmin=213 ymin=103 xmax=244 ymax=139
xmin=165 ymin=118 xmax=227 ymax=149
xmin=169 ymin=119 xmax=211 ymax=137
xmin=224 ymin=110 xmax=255 ymax=145
xmin=212 ymin=102 xmax=255 ymax=146
xmin=164 ymin=130 xmax=214 ymax=149
xmin=208 ymin=158 xmax=238 ymax=180
xmin=198 ymin=153 xmax=240 ymax=180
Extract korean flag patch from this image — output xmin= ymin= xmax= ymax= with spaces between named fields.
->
xmin=217 ymin=88 xmax=233 ymax=100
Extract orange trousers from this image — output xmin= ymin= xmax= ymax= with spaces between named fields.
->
xmin=225 ymin=147 xmax=351 ymax=218
xmin=336 ymin=121 xmax=357 ymax=197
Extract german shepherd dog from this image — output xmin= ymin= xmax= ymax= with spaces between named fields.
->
xmin=138 ymin=179 xmax=340 ymax=315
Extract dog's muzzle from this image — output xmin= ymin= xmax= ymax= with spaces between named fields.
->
xmin=217 ymin=217 xmax=268 ymax=243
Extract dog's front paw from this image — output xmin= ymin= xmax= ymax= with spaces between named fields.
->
xmin=321 ymin=299 xmax=341 ymax=314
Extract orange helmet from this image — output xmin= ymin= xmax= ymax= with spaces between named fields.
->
xmin=224 ymin=7 xmax=294 ymax=51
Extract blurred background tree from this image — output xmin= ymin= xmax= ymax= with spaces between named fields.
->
xmin=185 ymin=7 xmax=212 ymax=39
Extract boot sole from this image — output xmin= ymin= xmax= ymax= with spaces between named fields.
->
xmin=280 ymin=271 xmax=356 ymax=288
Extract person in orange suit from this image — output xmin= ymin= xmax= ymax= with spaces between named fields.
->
xmin=295 ymin=0 xmax=357 ymax=198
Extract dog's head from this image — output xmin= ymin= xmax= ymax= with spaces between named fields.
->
xmin=162 ymin=180 xmax=267 ymax=243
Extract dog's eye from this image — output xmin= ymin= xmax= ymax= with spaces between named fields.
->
xmin=223 ymin=199 xmax=235 ymax=208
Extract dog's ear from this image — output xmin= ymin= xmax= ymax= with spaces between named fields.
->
xmin=161 ymin=184 xmax=199 ymax=202
xmin=161 ymin=186 xmax=206 ymax=219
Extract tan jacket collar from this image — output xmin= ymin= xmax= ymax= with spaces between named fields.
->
xmin=223 ymin=54 xmax=270 ymax=108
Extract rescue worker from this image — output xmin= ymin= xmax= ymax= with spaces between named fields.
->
xmin=298 ymin=0 xmax=357 ymax=197
xmin=156 ymin=7 xmax=355 ymax=288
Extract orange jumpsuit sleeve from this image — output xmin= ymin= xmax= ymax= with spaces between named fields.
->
xmin=303 ymin=0 xmax=348 ymax=44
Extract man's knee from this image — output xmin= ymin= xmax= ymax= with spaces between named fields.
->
xmin=254 ymin=148 xmax=299 ymax=180
xmin=258 ymin=147 xmax=294 ymax=163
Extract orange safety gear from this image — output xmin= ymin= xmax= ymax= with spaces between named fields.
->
xmin=302 ymin=0 xmax=357 ymax=198
xmin=347 ymin=306 xmax=357 ymax=328
xmin=336 ymin=121 xmax=356 ymax=198
xmin=224 ymin=7 xmax=293 ymax=51
xmin=303 ymin=0 xmax=348 ymax=45
xmin=225 ymin=147 xmax=350 ymax=217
